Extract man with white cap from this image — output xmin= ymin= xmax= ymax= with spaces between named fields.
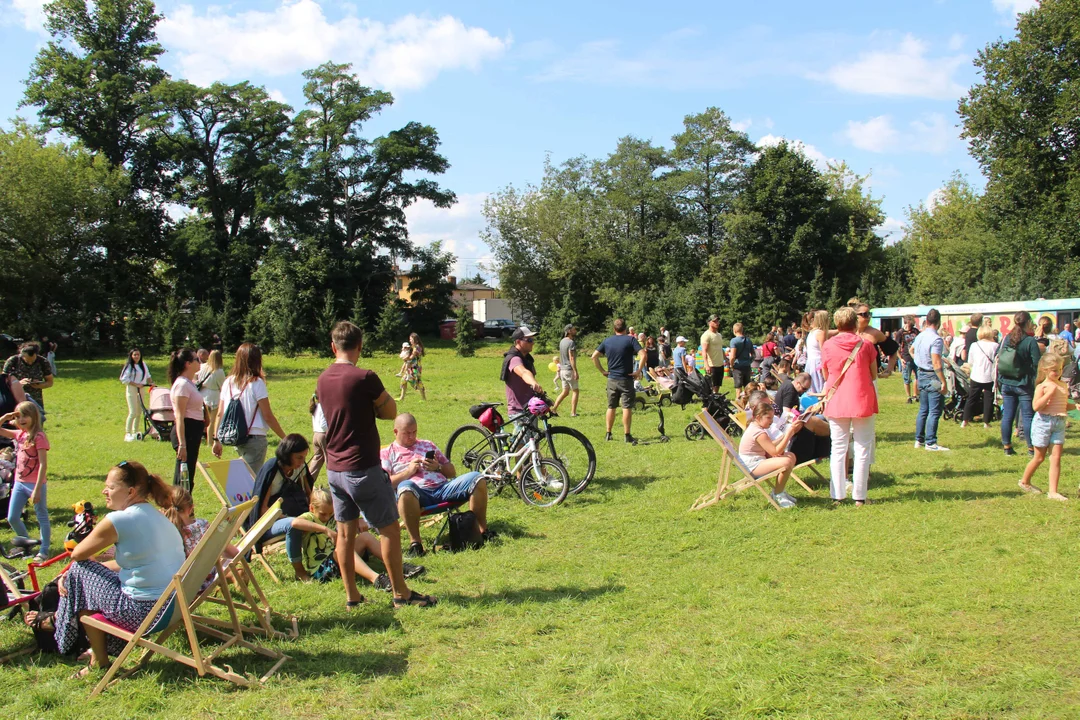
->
xmin=551 ymin=324 xmax=580 ymax=416
xmin=672 ymin=336 xmax=693 ymax=373
xmin=500 ymin=326 xmax=543 ymax=417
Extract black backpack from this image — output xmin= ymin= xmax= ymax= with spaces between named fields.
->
xmin=446 ymin=511 xmax=484 ymax=552
xmin=216 ymin=386 xmax=253 ymax=446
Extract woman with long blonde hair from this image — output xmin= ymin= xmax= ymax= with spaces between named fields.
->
xmin=803 ymin=310 xmax=830 ymax=394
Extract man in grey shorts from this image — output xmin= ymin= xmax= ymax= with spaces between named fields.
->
xmin=316 ymin=321 xmax=436 ymax=609
xmin=592 ymin=318 xmax=647 ymax=445
xmin=552 ymin=324 xmax=580 ymax=416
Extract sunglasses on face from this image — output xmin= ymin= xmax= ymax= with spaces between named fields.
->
xmin=857 ymin=312 xmax=870 ymax=318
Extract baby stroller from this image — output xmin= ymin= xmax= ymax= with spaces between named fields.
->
xmin=139 ymin=385 xmax=175 ymax=442
xmin=672 ymin=368 xmax=742 ymax=441
xmin=943 ymin=358 xmax=1000 ymax=423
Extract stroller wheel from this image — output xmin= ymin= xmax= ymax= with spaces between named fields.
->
xmin=685 ymin=422 xmax=704 ymax=442
xmin=659 ymin=435 xmax=670 ymax=443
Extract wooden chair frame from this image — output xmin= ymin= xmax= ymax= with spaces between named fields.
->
xmin=728 ymin=411 xmax=826 ymax=496
xmin=190 ymin=499 xmax=299 ymax=641
xmin=199 ymin=458 xmax=282 ymax=583
xmin=81 ymin=499 xmax=289 ymax=697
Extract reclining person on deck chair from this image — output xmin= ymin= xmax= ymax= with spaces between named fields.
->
xmin=380 ymin=413 xmax=496 ymax=558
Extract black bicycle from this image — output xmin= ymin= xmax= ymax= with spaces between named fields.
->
xmin=447 ymin=397 xmax=597 ymax=496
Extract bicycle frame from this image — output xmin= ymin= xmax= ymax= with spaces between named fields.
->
xmin=481 ymin=427 xmax=545 ymax=482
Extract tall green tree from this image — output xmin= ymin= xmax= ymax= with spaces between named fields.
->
xmin=958 ymin=0 xmax=1080 ymax=295
xmin=405 ymin=241 xmax=457 ymax=334
xmin=668 ymin=107 xmax=755 ymax=256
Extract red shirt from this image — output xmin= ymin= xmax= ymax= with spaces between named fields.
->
xmin=821 ymin=332 xmax=878 ymax=418
xmin=316 ymin=363 xmax=386 ymax=472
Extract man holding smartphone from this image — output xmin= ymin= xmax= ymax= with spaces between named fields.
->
xmin=381 ymin=412 xmax=494 ymax=558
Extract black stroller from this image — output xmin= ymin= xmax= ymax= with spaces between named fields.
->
xmin=672 ymin=368 xmax=742 ymax=441
xmin=943 ymin=358 xmax=1000 ymax=423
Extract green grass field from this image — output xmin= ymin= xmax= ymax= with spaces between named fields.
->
xmin=2 ymin=344 xmax=1080 ymax=719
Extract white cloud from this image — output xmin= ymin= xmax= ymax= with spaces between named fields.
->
xmin=159 ymin=1 xmax=510 ymax=89
xmin=818 ymin=34 xmax=967 ymax=99
xmin=947 ymin=33 xmax=966 ymax=51
xmin=845 ymin=116 xmax=900 ymax=153
xmin=405 ymin=192 xmax=494 ymax=280
xmin=757 ymin=134 xmax=834 ymax=170
xmin=732 ymin=118 xmax=753 ymax=132
xmin=926 ymin=186 xmax=948 ymax=212
xmin=7 ymin=0 xmax=48 ymax=32
xmin=993 ymin=0 xmax=1039 ymax=14
xmin=879 ymin=216 xmax=906 ymax=244
xmin=268 ymin=89 xmax=289 ymax=105
xmin=844 ymin=113 xmax=954 ymax=154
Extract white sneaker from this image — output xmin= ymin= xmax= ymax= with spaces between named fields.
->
xmin=913 ymin=441 xmax=923 ymax=449
xmin=771 ymin=492 xmax=796 ymax=509
xmin=124 ymin=433 xmax=133 ymax=442
xmin=925 ymin=444 xmax=949 ymax=452
xmin=779 ymin=492 xmax=798 ymax=505
xmin=547 ymin=479 xmax=564 ymax=492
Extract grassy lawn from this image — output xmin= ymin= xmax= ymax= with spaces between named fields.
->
xmin=2 ymin=343 xmax=1079 ymax=719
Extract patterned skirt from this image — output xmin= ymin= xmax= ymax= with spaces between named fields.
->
xmin=55 ymin=561 xmax=166 ymax=656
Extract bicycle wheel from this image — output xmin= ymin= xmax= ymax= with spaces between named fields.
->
xmin=446 ymin=424 xmax=498 ymax=474
xmin=543 ymin=425 xmax=597 ymax=495
xmin=518 ymin=458 xmax=570 ymax=508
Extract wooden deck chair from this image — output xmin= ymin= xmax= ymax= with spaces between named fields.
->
xmin=81 ymin=498 xmax=288 ymax=697
xmin=190 ymin=499 xmax=299 ymax=641
xmin=727 ymin=408 xmax=824 ymax=496
xmin=199 ymin=458 xmax=281 ymax=583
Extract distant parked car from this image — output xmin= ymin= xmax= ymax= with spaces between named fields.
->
xmin=483 ymin=319 xmax=516 ymax=338
xmin=439 ymin=318 xmax=485 ymax=341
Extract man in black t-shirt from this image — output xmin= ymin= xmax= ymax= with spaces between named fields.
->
xmin=961 ymin=312 xmax=982 ymax=362
xmin=592 ymin=318 xmax=646 ymax=445
xmin=896 ymin=315 xmax=919 ymax=403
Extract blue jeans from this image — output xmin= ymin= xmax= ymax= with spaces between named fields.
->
xmin=261 ymin=517 xmax=302 ymax=563
xmin=396 ymin=471 xmax=482 ymax=508
xmin=1000 ymin=384 xmax=1034 ymax=448
xmin=901 ymin=359 xmax=914 ymax=386
xmin=7 ymin=482 xmax=50 ymax=550
xmin=915 ymin=369 xmax=943 ymax=446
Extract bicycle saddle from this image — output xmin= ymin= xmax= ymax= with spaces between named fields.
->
xmin=469 ymin=402 xmax=502 ymax=419
xmin=11 ymin=537 xmax=40 ymax=549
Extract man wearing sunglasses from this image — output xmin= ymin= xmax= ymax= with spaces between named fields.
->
xmin=3 ymin=342 xmax=53 ymax=411
xmin=501 ymin=326 xmax=544 ymax=418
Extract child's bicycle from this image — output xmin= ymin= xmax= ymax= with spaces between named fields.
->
xmin=445 ymin=397 xmax=572 ymax=507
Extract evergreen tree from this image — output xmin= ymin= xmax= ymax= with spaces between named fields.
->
xmin=373 ymin=293 xmax=407 ymax=354
xmin=455 ymin=302 xmax=477 ymax=357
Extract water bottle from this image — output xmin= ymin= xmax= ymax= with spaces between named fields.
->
xmin=179 ymin=462 xmax=189 ymax=486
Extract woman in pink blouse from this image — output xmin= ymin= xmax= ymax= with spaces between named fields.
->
xmin=821 ymin=307 xmax=879 ymax=505
xmin=169 ymin=348 xmax=206 ymax=492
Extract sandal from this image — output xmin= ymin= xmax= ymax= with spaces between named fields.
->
xmin=854 ymin=499 xmax=875 ymax=507
xmin=345 ymin=597 xmax=366 ymax=610
xmin=71 ymin=662 xmax=97 ymax=680
xmin=392 ymin=590 xmax=437 ymax=608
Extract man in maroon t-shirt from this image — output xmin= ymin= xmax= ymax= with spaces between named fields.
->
xmin=316 ymin=321 xmax=435 ymax=609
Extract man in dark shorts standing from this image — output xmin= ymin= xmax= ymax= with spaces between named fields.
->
xmin=727 ymin=322 xmax=754 ymax=390
xmin=592 ymin=318 xmax=646 ymax=445
xmin=317 ymin=321 xmax=435 ymax=609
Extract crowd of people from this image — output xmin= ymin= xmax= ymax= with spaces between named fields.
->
xmin=1 ymin=302 xmax=1077 ymax=680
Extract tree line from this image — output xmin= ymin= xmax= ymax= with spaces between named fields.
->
xmin=485 ymin=0 xmax=1080 ymax=344
xmin=1 ymin=0 xmax=458 ymax=355
xmin=2 ymin=0 xmax=1076 ymax=354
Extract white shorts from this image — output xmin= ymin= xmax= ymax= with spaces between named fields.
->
xmin=559 ymin=366 xmax=579 ymax=390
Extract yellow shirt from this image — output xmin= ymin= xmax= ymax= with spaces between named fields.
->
xmin=700 ymin=330 xmax=726 ymax=366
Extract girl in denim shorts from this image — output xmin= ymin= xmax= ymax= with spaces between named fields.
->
xmin=1019 ymin=354 xmax=1072 ymax=501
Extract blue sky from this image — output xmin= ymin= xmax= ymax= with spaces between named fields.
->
xmin=1 ymin=0 xmax=1037 ymax=281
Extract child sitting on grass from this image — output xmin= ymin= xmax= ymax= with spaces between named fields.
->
xmin=1019 ymin=353 xmax=1074 ymax=501
xmin=294 ymin=488 xmax=425 ymax=590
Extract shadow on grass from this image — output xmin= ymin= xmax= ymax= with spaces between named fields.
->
xmin=890 ymin=488 xmax=1019 ymax=503
xmin=296 ymin=605 xmax=401 ymax=635
xmin=440 ymin=583 xmax=625 ymax=608
xmin=485 ymin=518 xmax=544 ymax=541
xmin=591 ymin=475 xmax=662 ymax=494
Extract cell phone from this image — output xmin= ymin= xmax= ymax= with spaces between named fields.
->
xmin=425 ymin=450 xmax=435 ymax=460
